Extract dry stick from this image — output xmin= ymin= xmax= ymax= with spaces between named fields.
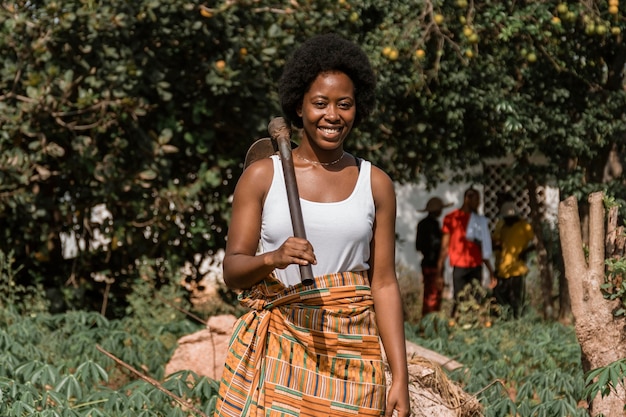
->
xmin=96 ymin=345 xmax=210 ymax=417
xmin=154 ymin=293 xmax=207 ymax=325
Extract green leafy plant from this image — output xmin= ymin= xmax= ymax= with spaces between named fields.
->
xmin=603 ymin=257 xmax=626 ymax=317
xmin=451 ymin=280 xmax=501 ymax=329
xmin=0 ymin=250 xmax=49 ymax=315
xmin=583 ymin=358 xmax=626 ymax=411
xmin=0 ymin=248 xmax=217 ymax=416
xmin=407 ymin=311 xmax=587 ymax=417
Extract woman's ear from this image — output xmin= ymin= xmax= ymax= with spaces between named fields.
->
xmin=296 ymin=104 xmax=302 ymax=117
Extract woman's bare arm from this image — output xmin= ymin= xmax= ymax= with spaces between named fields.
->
xmin=369 ymin=166 xmax=410 ymax=417
xmin=223 ymin=159 xmax=316 ymax=290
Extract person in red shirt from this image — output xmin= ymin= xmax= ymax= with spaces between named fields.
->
xmin=437 ymin=187 xmax=496 ymax=316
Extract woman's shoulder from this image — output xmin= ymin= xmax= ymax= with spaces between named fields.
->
xmin=365 ymin=161 xmax=391 ymax=182
xmin=243 ymin=155 xmax=275 ymax=175
xmin=366 ymin=162 xmax=396 ymax=204
xmin=236 ymin=156 xmax=275 ymax=194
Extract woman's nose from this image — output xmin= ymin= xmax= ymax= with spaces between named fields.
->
xmin=325 ymin=105 xmax=339 ymax=121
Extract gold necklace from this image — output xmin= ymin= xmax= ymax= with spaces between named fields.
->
xmin=295 ymin=151 xmax=346 ymax=166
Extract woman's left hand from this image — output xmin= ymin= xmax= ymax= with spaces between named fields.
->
xmin=385 ymin=380 xmax=411 ymax=417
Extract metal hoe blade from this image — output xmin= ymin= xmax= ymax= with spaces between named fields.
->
xmin=244 ymin=137 xmax=277 ymax=170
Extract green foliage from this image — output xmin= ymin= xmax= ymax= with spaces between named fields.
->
xmin=2 ymin=0 xmax=626 ymax=316
xmin=584 ymin=358 xmax=626 ymax=405
xmin=0 ymin=275 xmax=209 ymax=417
xmin=601 ymin=196 xmax=626 ymax=318
xmin=451 ymin=280 xmax=501 ymax=328
xmin=0 ymin=297 xmax=594 ymax=417
xmin=408 ymin=312 xmax=587 ymax=417
xmin=0 ymin=250 xmax=49 ymax=315
xmin=603 ymin=257 xmax=626 ymax=317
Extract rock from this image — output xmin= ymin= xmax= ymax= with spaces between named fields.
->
xmin=164 ymin=314 xmax=237 ymax=380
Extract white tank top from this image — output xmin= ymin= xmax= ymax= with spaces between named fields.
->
xmin=261 ymin=155 xmax=375 ymax=287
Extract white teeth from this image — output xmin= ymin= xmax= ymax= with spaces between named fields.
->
xmin=320 ymin=127 xmax=341 ymax=134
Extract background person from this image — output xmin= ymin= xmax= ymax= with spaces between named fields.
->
xmin=415 ymin=196 xmax=451 ymax=316
xmin=215 ymin=34 xmax=410 ymax=417
xmin=437 ymin=187 xmax=496 ymax=317
xmin=492 ymin=201 xmax=536 ymax=318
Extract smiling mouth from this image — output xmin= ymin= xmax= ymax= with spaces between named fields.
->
xmin=319 ymin=127 xmax=342 ymax=135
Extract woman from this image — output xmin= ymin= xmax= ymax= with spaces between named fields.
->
xmin=214 ymin=33 xmax=410 ymax=417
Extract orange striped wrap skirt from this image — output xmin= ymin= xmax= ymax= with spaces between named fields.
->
xmin=213 ymin=271 xmax=386 ymax=416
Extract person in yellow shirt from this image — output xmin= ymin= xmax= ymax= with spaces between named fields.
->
xmin=492 ymin=202 xmax=535 ymax=318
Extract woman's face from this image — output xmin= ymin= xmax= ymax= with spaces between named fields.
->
xmin=297 ymin=71 xmax=356 ymax=151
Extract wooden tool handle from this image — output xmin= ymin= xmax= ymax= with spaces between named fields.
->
xmin=268 ymin=117 xmax=315 ymax=286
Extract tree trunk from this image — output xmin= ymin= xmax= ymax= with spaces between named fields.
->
xmin=558 ymin=192 xmax=626 ymax=416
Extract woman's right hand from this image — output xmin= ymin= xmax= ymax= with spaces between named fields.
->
xmin=266 ymin=237 xmax=317 ymax=270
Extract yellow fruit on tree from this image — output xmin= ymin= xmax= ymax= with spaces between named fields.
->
xmin=609 ymin=5 xmax=619 ymax=14
xmin=415 ymin=49 xmax=426 ymax=59
xmin=465 ymin=48 xmax=474 ymax=58
xmin=200 ymin=7 xmax=213 ymax=18
xmin=434 ymin=13 xmax=444 ymax=25
xmin=551 ymin=16 xmax=561 ymax=25
xmin=596 ymin=24 xmax=608 ymax=35
xmin=456 ymin=0 xmax=468 ymax=8
xmin=468 ymin=33 xmax=479 ymax=44
xmin=556 ymin=3 xmax=568 ymax=14
xmin=215 ymin=60 xmax=226 ymax=71
xmin=388 ymin=48 xmax=399 ymax=61
xmin=463 ymin=26 xmax=473 ymax=37
xmin=527 ymin=52 xmax=537 ymax=62
xmin=612 ymin=26 xmax=621 ymax=35
xmin=239 ymin=47 xmax=248 ymax=56
xmin=382 ymin=46 xmax=392 ymax=57
xmin=349 ymin=12 xmax=359 ymax=22
xmin=609 ymin=0 xmax=618 ymax=6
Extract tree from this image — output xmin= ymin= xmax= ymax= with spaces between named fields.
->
xmin=559 ymin=192 xmax=626 ymax=416
xmin=0 ymin=0 xmax=286 ymax=313
xmin=355 ymin=0 xmax=626 ymax=319
xmin=2 ymin=0 xmax=626 ymax=320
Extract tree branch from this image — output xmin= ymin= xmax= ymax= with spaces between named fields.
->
xmin=558 ymin=195 xmax=588 ymax=316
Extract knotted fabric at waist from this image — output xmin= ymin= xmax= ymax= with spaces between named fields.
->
xmin=214 ymin=271 xmax=386 ymax=417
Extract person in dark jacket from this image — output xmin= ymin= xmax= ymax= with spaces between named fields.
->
xmin=416 ymin=197 xmax=451 ymax=316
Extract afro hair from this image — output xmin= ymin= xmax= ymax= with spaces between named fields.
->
xmin=278 ymin=33 xmax=376 ymax=129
